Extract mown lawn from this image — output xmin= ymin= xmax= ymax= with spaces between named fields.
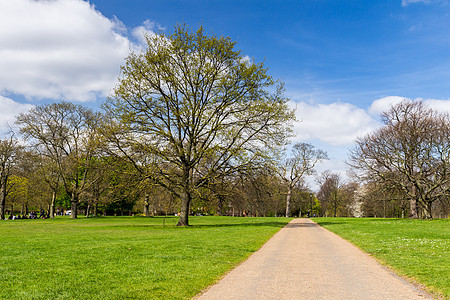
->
xmin=314 ymin=217 xmax=449 ymax=299
xmin=0 ymin=216 xmax=291 ymax=299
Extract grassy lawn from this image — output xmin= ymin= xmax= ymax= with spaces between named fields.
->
xmin=0 ymin=216 xmax=292 ymax=299
xmin=314 ymin=217 xmax=449 ymax=299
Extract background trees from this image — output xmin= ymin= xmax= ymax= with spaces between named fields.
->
xmin=317 ymin=171 xmax=343 ymax=217
xmin=349 ymin=100 xmax=450 ymax=219
xmin=316 ymin=171 xmax=359 ymax=217
xmin=357 ymin=180 xmax=409 ymax=218
xmin=105 ymin=25 xmax=294 ymax=226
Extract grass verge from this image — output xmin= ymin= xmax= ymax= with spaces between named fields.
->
xmin=314 ymin=217 xmax=449 ymax=299
xmin=0 ymin=216 xmax=292 ymax=299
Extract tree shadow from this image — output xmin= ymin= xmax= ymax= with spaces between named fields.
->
xmin=313 ymin=221 xmax=344 ymax=226
xmin=284 ymin=221 xmax=318 ymax=228
xmin=192 ymin=221 xmax=290 ymax=229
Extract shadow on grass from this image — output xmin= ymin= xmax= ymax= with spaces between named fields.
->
xmin=284 ymin=221 xmax=318 ymax=228
xmin=88 ymin=221 xmax=291 ymax=230
xmin=187 ymin=221 xmax=290 ymax=229
xmin=26 ymin=216 xmax=295 ymax=230
xmin=313 ymin=221 xmax=344 ymax=226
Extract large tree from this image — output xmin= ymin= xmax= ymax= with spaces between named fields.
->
xmin=349 ymin=100 xmax=450 ymax=219
xmin=105 ymin=25 xmax=294 ymax=226
xmin=279 ymin=142 xmax=327 ymax=217
xmin=17 ymin=101 xmax=102 ymax=219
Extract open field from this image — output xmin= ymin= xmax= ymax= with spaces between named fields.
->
xmin=0 ymin=216 xmax=291 ymax=299
xmin=314 ymin=217 xmax=450 ymax=299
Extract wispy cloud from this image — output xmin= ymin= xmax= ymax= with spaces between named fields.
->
xmin=402 ymin=0 xmax=431 ymax=7
xmin=401 ymin=0 xmax=447 ymax=6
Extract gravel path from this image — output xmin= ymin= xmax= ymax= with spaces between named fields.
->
xmin=196 ymin=218 xmax=433 ymax=300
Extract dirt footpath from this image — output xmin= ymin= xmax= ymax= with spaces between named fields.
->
xmin=196 ymin=218 xmax=433 ymax=300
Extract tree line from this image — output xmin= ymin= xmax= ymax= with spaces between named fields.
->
xmin=0 ymin=25 xmax=448 ymax=223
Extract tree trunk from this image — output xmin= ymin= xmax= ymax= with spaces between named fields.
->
xmin=93 ymin=202 xmax=98 ymax=217
xmin=50 ymin=190 xmax=56 ymax=218
xmin=150 ymin=197 xmax=155 ymax=217
xmin=85 ymin=204 xmax=90 ymax=217
xmin=409 ymin=185 xmax=419 ymax=219
xmin=423 ymin=201 xmax=433 ymax=219
xmin=409 ymin=198 xmax=418 ymax=219
xmin=217 ymin=196 xmax=224 ymax=216
xmin=70 ymin=193 xmax=78 ymax=219
xmin=285 ymin=186 xmax=292 ymax=217
xmin=143 ymin=193 xmax=150 ymax=217
xmin=0 ymin=179 xmax=6 ymax=220
xmin=177 ymin=189 xmax=191 ymax=226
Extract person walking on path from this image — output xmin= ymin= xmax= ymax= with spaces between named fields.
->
xmin=197 ymin=218 xmax=433 ymax=300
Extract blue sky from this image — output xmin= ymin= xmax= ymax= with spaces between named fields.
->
xmin=1 ymin=0 xmax=449 ymax=188
xmin=90 ymin=0 xmax=450 ymax=105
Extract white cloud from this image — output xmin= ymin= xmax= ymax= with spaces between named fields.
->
xmin=131 ymin=20 xmax=163 ymax=46
xmin=369 ymin=96 xmax=450 ymax=116
xmin=424 ymin=99 xmax=450 ymax=113
xmin=290 ymin=96 xmax=449 ymax=190
xmin=290 ymin=101 xmax=379 ymax=146
xmin=239 ymin=55 xmax=252 ymax=65
xmin=0 ymin=96 xmax=34 ymax=134
xmin=0 ymin=0 xmax=134 ymax=102
xmin=368 ymin=96 xmax=408 ymax=115
xmin=401 ymin=0 xmax=431 ymax=6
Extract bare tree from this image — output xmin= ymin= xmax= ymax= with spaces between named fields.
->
xmin=349 ymin=100 xmax=450 ymax=219
xmin=17 ymin=101 xmax=103 ymax=219
xmin=279 ymin=143 xmax=327 ymax=217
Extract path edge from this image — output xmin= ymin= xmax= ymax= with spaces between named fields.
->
xmin=310 ymin=218 xmax=443 ymax=300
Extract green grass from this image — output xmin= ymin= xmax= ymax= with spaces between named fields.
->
xmin=0 ymin=216 xmax=292 ymax=299
xmin=314 ymin=217 xmax=450 ymax=299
